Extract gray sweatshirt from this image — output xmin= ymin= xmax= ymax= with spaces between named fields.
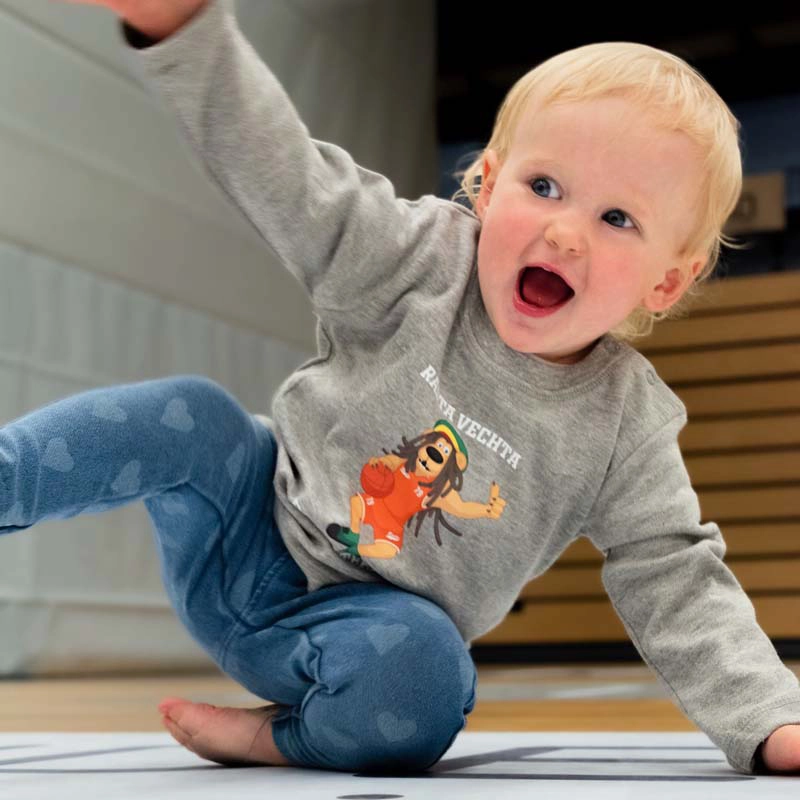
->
xmin=123 ymin=0 xmax=800 ymax=774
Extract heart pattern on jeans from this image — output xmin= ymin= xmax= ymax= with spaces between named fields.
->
xmin=226 ymin=442 xmax=245 ymax=483
xmin=111 ymin=460 xmax=141 ymax=495
xmin=160 ymin=398 xmax=195 ymax=432
xmin=92 ymin=397 xmax=128 ymax=423
xmin=42 ymin=438 xmax=74 ymax=472
xmin=366 ymin=623 xmax=410 ymax=656
xmin=376 ymin=711 xmax=417 ymax=743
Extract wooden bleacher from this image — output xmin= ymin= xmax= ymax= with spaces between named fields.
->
xmin=478 ymin=270 xmax=800 ymax=647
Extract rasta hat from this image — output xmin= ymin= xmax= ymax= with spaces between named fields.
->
xmin=433 ymin=419 xmax=469 ymax=470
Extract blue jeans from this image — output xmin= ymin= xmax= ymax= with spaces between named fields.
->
xmin=0 ymin=375 xmax=476 ymax=773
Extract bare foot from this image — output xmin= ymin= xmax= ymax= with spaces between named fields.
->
xmin=158 ymin=696 xmax=292 ymax=766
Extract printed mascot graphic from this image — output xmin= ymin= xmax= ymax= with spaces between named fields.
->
xmin=327 ymin=420 xmax=506 ymax=561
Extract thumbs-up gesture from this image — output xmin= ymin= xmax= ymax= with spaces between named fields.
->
xmin=485 ymin=482 xmax=506 ymax=520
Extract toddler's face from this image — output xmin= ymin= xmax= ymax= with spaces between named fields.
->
xmin=475 ymin=95 xmax=705 ymax=364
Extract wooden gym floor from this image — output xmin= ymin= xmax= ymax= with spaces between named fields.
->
xmin=3 ymin=660 xmax=798 ymax=734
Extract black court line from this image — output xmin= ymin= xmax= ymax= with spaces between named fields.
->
xmin=0 ymin=742 xmax=755 ymax=782
xmin=0 ymin=745 xmax=175 ymax=766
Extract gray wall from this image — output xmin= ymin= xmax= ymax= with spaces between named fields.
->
xmin=0 ymin=0 xmax=437 ymax=674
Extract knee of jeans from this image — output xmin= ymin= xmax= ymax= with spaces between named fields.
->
xmin=161 ymin=375 xmax=249 ymax=427
xmin=162 ymin=374 xmax=231 ymax=406
xmin=349 ymin=597 xmax=475 ymax=772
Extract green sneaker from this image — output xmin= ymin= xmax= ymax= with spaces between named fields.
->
xmin=326 ymin=523 xmax=360 ymax=548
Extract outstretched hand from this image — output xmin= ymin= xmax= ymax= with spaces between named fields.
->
xmin=761 ymin=724 xmax=800 ymax=774
xmin=485 ymin=482 xmax=506 ymax=520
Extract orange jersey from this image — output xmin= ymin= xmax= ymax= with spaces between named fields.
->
xmin=359 ymin=466 xmax=433 ymax=552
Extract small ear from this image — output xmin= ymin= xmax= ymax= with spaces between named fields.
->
xmin=455 ymin=452 xmax=468 ymax=472
xmin=641 ymin=258 xmax=704 ymax=313
xmin=476 ymin=149 xmax=500 ymax=221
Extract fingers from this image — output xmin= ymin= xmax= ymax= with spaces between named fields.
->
xmin=486 ymin=482 xmax=506 ymax=518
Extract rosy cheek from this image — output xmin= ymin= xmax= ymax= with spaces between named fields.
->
xmin=503 ymin=201 xmax=534 ymax=228
xmin=484 ymin=209 xmax=527 ymax=252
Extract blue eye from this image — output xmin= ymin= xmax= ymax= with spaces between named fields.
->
xmin=604 ymin=209 xmax=635 ymax=229
xmin=531 ymin=177 xmax=560 ymax=199
xmin=531 ymin=176 xmax=637 ymax=231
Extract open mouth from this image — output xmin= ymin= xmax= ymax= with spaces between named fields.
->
xmin=518 ymin=267 xmax=575 ymax=307
xmin=514 ymin=267 xmax=575 ymax=317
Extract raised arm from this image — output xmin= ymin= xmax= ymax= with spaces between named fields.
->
xmin=61 ymin=0 xmax=442 ymax=321
xmin=119 ymin=0 xmax=435 ymax=317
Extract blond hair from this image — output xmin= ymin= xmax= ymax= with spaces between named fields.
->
xmin=453 ymin=42 xmax=744 ymax=342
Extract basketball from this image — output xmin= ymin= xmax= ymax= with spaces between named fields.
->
xmin=360 ymin=462 xmax=395 ymax=498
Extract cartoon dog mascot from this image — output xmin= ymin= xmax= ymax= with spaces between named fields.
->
xmin=327 ymin=420 xmax=506 ymax=561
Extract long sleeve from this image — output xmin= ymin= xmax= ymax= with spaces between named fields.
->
xmin=120 ymin=0 xmax=451 ymax=323
xmin=585 ymin=410 xmax=800 ymax=774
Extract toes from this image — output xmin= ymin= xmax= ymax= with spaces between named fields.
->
xmin=159 ymin=701 xmax=289 ymax=767
xmin=160 ymin=699 xmax=219 ymax=737
xmin=159 ymin=700 xmax=231 ymax=762
xmin=161 ymin=714 xmax=195 ymax=753
xmin=158 ymin=696 xmax=190 ymax=716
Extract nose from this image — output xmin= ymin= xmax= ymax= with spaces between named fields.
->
xmin=426 ymin=445 xmax=444 ymax=464
xmin=544 ymin=214 xmax=584 ymax=255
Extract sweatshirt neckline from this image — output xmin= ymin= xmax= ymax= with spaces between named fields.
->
xmin=462 ymin=261 xmax=624 ymax=396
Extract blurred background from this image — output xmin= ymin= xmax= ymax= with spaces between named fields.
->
xmin=0 ymin=0 xmax=796 ymax=678
xmin=437 ymin=1 xmax=800 ymax=277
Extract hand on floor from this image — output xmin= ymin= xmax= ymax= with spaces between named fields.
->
xmin=761 ymin=724 xmax=800 ymax=774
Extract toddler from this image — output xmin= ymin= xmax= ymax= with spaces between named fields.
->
xmin=24 ymin=0 xmax=800 ymax=775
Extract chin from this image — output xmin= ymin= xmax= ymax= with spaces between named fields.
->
xmin=497 ymin=324 xmax=588 ymax=363
xmin=495 ymin=323 xmax=544 ymax=355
